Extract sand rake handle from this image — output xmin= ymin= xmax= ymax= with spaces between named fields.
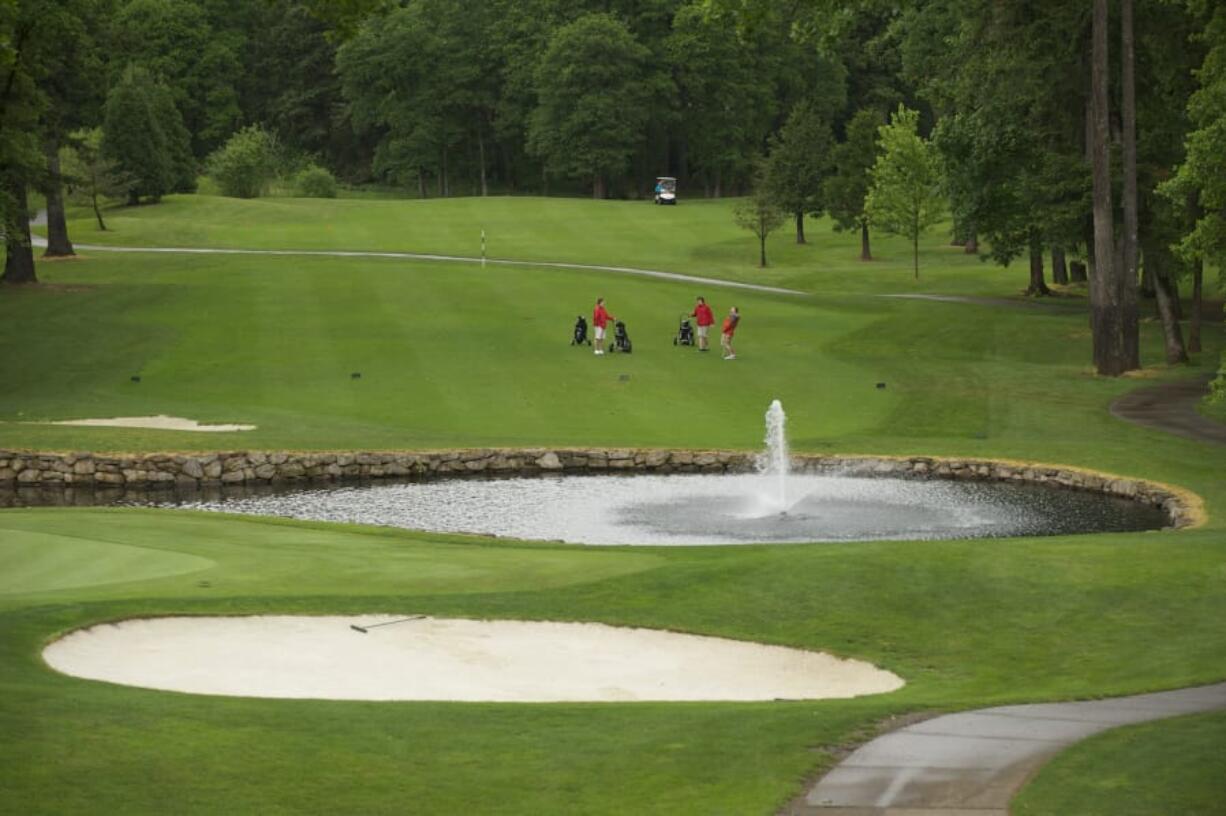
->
xmin=350 ymin=615 xmax=426 ymax=634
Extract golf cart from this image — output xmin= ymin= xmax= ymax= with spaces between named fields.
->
xmin=653 ymin=176 xmax=677 ymax=205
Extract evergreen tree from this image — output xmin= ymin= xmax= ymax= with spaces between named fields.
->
xmin=825 ymin=108 xmax=882 ymax=261
xmin=102 ymin=66 xmax=192 ymax=203
xmin=764 ymin=99 xmax=834 ymax=244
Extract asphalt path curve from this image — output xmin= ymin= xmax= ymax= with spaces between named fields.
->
xmin=790 ymin=682 xmax=1226 ymax=816
xmin=1110 ymin=373 xmax=1226 ymax=446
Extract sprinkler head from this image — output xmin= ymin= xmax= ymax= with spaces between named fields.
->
xmin=351 ymin=372 xmax=362 ymax=379
xmin=875 ymin=382 xmax=886 ymax=389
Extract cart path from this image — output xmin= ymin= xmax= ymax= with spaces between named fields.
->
xmin=788 ymin=681 xmax=1226 ymax=816
xmin=879 ymin=293 xmax=1085 ymax=311
xmin=29 ymin=232 xmax=806 ymax=297
xmin=1110 ymin=373 xmax=1226 ymax=446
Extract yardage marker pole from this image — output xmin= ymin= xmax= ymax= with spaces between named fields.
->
xmin=481 ymin=228 xmax=486 ymax=268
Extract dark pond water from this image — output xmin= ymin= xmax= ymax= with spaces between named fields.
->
xmin=2 ymin=472 xmax=1170 ymax=546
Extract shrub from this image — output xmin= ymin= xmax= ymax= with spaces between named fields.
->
xmin=295 ymin=164 xmax=338 ymax=198
xmin=1209 ymin=354 xmax=1225 ymax=405
xmin=206 ymin=125 xmax=279 ymax=199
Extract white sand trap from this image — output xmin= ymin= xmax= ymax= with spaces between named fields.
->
xmin=42 ymin=616 xmax=904 ymax=702
xmin=40 ymin=415 xmax=255 ymax=432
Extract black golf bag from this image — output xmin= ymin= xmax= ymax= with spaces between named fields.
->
xmin=571 ymin=315 xmax=591 ymax=346
xmin=674 ymin=317 xmax=694 ymax=346
xmin=610 ymin=320 xmax=632 ymax=353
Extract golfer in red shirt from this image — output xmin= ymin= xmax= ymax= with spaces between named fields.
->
xmin=721 ymin=306 xmax=739 ymax=360
xmin=691 ymin=296 xmax=715 ymax=351
xmin=592 ymin=298 xmax=614 ymax=355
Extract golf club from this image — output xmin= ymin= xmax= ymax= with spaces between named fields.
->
xmin=350 ymin=615 xmax=425 ymax=634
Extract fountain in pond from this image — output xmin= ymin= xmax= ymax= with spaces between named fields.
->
xmin=749 ymin=399 xmax=791 ymax=517
xmin=92 ymin=401 xmax=1167 ymax=545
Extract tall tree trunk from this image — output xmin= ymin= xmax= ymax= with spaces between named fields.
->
xmin=758 ymin=233 xmax=767 ymax=268
xmin=1144 ymin=242 xmax=1189 ymax=364
xmin=42 ymin=137 xmax=74 ymax=257
xmin=2 ymin=179 xmax=37 ymax=284
xmin=1119 ymin=0 xmax=1141 ymax=370
xmin=795 ymin=211 xmax=805 ymax=244
xmin=912 ymin=234 xmax=919 ymax=280
xmin=477 ymin=128 xmax=488 ymax=197
xmin=1026 ymin=237 xmax=1051 ymax=296
xmin=1090 ymin=0 xmax=1126 ymax=375
xmin=860 ymin=222 xmax=872 ymax=261
xmin=713 ymin=167 xmax=722 ymax=199
xmin=593 ymin=174 xmax=605 ymax=199
xmin=91 ymin=188 xmax=107 ymax=231
xmin=1052 ymin=247 xmax=1068 ymax=284
xmin=964 ymin=232 xmax=978 ymax=254
xmin=1070 ymin=260 xmax=1088 ymax=282
xmin=1189 ymin=258 xmax=1203 ymax=353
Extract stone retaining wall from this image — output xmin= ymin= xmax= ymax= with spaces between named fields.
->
xmin=0 ymin=448 xmax=1197 ymax=528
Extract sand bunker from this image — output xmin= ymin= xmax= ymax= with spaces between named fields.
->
xmin=40 ymin=415 xmax=256 ymax=432
xmin=42 ymin=616 xmax=904 ymax=702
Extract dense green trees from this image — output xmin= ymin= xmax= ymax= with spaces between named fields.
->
xmin=528 ymin=14 xmax=654 ymax=199
xmin=0 ymin=0 xmax=1222 ymax=380
xmin=111 ymin=0 xmax=242 ymax=156
xmin=667 ymin=4 xmax=772 ymax=197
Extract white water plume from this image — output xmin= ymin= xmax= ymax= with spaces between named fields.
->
xmin=751 ymin=399 xmax=791 ymax=515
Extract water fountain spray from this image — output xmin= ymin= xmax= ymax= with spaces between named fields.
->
xmin=761 ymin=400 xmax=789 ymax=511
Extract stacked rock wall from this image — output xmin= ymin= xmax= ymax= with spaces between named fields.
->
xmin=0 ymin=448 xmax=1197 ymax=528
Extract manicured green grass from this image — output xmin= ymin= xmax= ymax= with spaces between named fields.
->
xmin=4 ymin=193 xmax=1225 ymax=814
xmin=58 ymin=193 xmax=1038 ymax=296
xmin=1 ymin=507 xmax=1225 ymax=814
xmin=1013 ymin=710 xmax=1226 ymax=815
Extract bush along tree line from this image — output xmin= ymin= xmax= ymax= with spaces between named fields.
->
xmin=1 ymin=0 xmax=1223 ymax=376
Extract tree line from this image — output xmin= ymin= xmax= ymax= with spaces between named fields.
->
xmin=1 ymin=0 xmax=1223 ymax=376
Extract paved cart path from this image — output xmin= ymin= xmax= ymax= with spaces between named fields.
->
xmin=1110 ymin=373 xmax=1226 ymax=446
xmin=790 ymin=682 xmax=1226 ymax=816
xmin=29 ymin=232 xmax=805 ymax=296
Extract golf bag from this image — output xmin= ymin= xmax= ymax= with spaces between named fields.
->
xmin=571 ymin=315 xmax=591 ymax=346
xmin=674 ymin=317 xmax=694 ymax=346
xmin=610 ymin=320 xmax=632 ymax=354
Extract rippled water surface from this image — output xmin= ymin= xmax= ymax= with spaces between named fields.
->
xmin=105 ymin=472 xmax=1170 ymax=546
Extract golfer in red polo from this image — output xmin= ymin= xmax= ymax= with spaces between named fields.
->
xmin=592 ymin=297 xmax=614 ymax=355
xmin=691 ymin=296 xmax=715 ymax=351
xmin=721 ymin=306 xmax=739 ymax=360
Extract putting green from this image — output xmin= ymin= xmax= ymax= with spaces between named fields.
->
xmin=0 ymin=509 xmax=668 ymax=602
xmin=0 ymin=530 xmax=214 ymax=595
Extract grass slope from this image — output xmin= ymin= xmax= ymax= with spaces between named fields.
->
xmin=1013 ymin=710 xmax=1226 ymax=815
xmin=56 ymin=193 xmax=1039 ymax=295
xmin=2 ymin=193 xmax=1224 ymax=814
